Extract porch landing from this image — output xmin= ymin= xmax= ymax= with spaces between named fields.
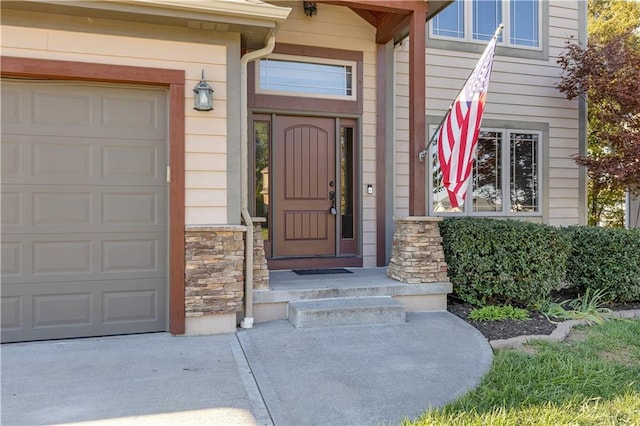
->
xmin=253 ymin=267 xmax=452 ymax=324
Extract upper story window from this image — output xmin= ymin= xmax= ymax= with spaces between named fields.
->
xmin=432 ymin=0 xmax=540 ymax=49
xmin=257 ymin=54 xmax=356 ymax=100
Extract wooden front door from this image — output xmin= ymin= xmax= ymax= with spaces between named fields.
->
xmin=273 ymin=116 xmax=336 ymax=257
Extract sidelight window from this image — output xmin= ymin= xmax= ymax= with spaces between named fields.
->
xmin=254 ymin=120 xmax=270 ymax=241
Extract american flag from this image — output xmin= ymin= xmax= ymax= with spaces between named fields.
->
xmin=437 ymin=26 xmax=502 ymax=208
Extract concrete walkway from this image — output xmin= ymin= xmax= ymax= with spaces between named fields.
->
xmin=1 ymin=312 xmax=492 ymax=426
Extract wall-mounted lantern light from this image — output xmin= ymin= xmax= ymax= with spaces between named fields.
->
xmin=303 ymin=1 xmax=317 ymax=17
xmin=193 ymin=70 xmax=214 ymax=111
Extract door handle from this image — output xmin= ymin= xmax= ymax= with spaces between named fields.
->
xmin=328 ymin=182 xmax=336 ymax=213
xmin=329 ymin=190 xmax=337 ymax=215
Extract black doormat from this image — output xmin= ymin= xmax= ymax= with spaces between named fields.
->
xmin=292 ymin=268 xmax=353 ymax=275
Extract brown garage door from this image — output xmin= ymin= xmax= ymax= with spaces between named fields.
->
xmin=1 ymin=80 xmax=168 ymax=343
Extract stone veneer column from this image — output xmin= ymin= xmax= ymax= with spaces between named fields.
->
xmin=184 ymin=225 xmax=246 ymax=319
xmin=387 ymin=217 xmax=449 ymax=284
xmin=252 ymin=218 xmax=269 ymax=290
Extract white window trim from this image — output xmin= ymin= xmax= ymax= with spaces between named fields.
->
xmin=255 ymin=53 xmax=358 ymax=101
xmin=428 ymin=125 xmax=543 ymax=217
xmin=430 ymin=0 xmax=542 ymax=51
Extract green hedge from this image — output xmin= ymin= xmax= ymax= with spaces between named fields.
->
xmin=439 ymin=217 xmax=571 ymax=306
xmin=564 ymin=227 xmax=640 ymax=302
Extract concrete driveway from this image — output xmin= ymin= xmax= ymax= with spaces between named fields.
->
xmin=1 ymin=312 xmax=492 ymax=426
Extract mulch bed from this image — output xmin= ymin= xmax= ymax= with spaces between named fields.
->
xmin=447 ymin=289 xmax=640 ymax=342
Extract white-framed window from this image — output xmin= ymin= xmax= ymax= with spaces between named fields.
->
xmin=431 ymin=0 xmax=540 ymax=49
xmin=256 ymin=54 xmax=357 ymax=100
xmin=429 ymin=126 xmax=541 ymax=215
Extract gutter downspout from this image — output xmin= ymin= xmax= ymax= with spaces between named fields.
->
xmin=239 ymin=32 xmax=277 ymax=329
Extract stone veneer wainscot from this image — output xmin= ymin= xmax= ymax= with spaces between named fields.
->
xmin=252 ymin=218 xmax=269 ymax=290
xmin=185 ymin=225 xmax=246 ymax=317
xmin=184 ymin=221 xmax=270 ymax=320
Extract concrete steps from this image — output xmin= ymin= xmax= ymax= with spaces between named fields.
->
xmin=288 ymin=296 xmax=406 ymax=328
xmin=253 ymin=268 xmax=452 ymax=325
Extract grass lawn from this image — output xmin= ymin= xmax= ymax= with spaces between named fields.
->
xmin=404 ymin=318 xmax=640 ymax=426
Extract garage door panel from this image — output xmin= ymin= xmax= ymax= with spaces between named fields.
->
xmin=1 ymin=80 xmax=168 ymax=342
xmin=1 ymin=88 xmax=20 ymax=123
xmin=33 ymin=292 xmax=93 ymax=328
xmin=102 ymin=94 xmax=162 ymax=131
xmin=1 ymin=139 xmax=21 ymax=177
xmin=2 ymin=233 xmax=165 ymax=284
xmin=99 ymin=138 xmax=166 ymax=185
xmin=2 ymin=185 xmax=166 ymax=234
xmin=1 ymin=278 xmax=166 ymax=342
xmin=33 ymin=191 xmax=92 ymax=225
xmin=102 ymin=239 xmax=158 ymax=273
xmin=32 ymin=142 xmax=93 ymax=178
xmin=103 ymin=289 xmax=158 ymax=324
xmin=99 ymin=234 xmax=165 ymax=277
xmin=4 ymin=84 xmax=166 ymax=140
xmin=2 ymin=135 xmax=165 ymax=186
xmin=1 ymin=192 xmax=22 ymax=226
xmin=31 ymin=85 xmax=165 ymax=136
xmin=33 ymin=240 xmax=93 ymax=275
xmin=33 ymin=89 xmax=93 ymax=127
xmin=100 ymin=188 xmax=167 ymax=229
xmin=102 ymin=192 xmax=160 ymax=226
xmin=2 ymin=235 xmax=95 ymax=282
xmin=102 ymin=145 xmax=159 ymax=179
xmin=1 ymin=296 xmax=22 ymax=330
xmin=1 ymin=241 xmax=22 ymax=276
xmin=99 ymin=91 xmax=166 ymax=140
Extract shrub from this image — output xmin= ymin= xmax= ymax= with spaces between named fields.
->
xmin=468 ymin=305 xmax=530 ymax=322
xmin=439 ymin=217 xmax=571 ymax=306
xmin=537 ymin=287 xmax=615 ymax=325
xmin=564 ymin=226 xmax=640 ymax=302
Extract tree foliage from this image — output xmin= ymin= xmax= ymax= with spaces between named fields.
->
xmin=588 ymin=0 xmax=640 ymax=40
xmin=556 ymin=0 xmax=640 ymax=225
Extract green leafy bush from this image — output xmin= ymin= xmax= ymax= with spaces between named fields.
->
xmin=537 ymin=288 xmax=615 ymax=325
xmin=468 ymin=305 xmax=530 ymax=322
xmin=564 ymin=226 xmax=640 ymax=302
xmin=439 ymin=217 xmax=571 ymax=306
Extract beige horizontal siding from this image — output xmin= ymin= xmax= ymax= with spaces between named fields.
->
xmin=395 ymin=0 xmax=582 ymax=226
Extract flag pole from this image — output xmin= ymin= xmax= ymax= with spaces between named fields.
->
xmin=418 ymin=23 xmax=504 ymax=162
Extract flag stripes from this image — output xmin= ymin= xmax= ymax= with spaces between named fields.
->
xmin=437 ymin=26 xmax=501 ymax=208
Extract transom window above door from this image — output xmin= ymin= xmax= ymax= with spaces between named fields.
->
xmin=257 ymin=54 xmax=357 ymax=100
xmin=431 ymin=0 xmax=541 ymax=49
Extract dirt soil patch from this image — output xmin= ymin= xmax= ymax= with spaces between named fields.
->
xmin=447 ymin=289 xmax=640 ymax=342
